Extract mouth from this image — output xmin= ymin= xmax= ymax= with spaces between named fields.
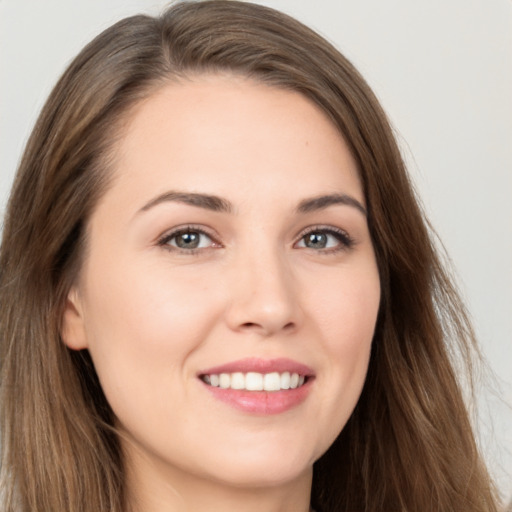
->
xmin=200 ymin=371 xmax=309 ymax=391
xmin=198 ymin=358 xmax=315 ymax=414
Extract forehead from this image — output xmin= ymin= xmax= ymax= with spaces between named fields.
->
xmin=103 ymin=75 xmax=363 ymax=213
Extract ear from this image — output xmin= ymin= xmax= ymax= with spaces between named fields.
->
xmin=60 ymin=286 xmax=89 ymax=350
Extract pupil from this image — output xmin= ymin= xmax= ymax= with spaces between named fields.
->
xmin=176 ymin=232 xmax=199 ymax=249
xmin=306 ymin=233 xmax=327 ymax=248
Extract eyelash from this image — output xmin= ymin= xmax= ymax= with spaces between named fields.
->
xmin=157 ymin=225 xmax=220 ymax=255
xmin=157 ymin=225 xmax=355 ymax=255
xmin=295 ymin=225 xmax=355 ymax=254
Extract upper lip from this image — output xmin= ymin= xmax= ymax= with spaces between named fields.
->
xmin=199 ymin=357 xmax=314 ymax=377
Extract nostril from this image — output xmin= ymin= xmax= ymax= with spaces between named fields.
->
xmin=238 ymin=320 xmax=295 ymax=335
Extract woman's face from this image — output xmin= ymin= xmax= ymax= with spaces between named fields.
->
xmin=62 ymin=76 xmax=380 ymax=497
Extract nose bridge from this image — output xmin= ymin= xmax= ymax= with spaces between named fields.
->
xmin=226 ymin=236 xmax=300 ymax=335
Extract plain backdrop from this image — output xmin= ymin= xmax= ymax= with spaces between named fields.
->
xmin=1 ymin=0 xmax=511 ymax=501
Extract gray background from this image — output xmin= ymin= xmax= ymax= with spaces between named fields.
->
xmin=1 ymin=0 xmax=511 ymax=502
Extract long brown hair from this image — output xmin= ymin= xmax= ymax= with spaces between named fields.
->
xmin=0 ymin=1 xmax=498 ymax=511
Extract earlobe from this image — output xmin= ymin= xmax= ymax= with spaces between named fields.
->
xmin=61 ymin=287 xmax=89 ymax=350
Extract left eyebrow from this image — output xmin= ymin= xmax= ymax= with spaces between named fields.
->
xmin=296 ymin=193 xmax=367 ymax=216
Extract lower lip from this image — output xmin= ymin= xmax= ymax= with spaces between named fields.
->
xmin=202 ymin=380 xmax=313 ymax=415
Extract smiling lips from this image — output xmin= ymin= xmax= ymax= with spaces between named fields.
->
xmin=199 ymin=358 xmax=314 ymax=414
xmin=202 ymin=371 xmax=306 ymax=391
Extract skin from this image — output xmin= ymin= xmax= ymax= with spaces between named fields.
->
xmin=62 ymin=75 xmax=381 ymax=512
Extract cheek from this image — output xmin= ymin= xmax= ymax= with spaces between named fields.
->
xmin=80 ymin=259 xmax=222 ymax=400
xmin=312 ymin=265 xmax=380 ymax=351
xmin=307 ymin=266 xmax=379 ymax=426
xmin=85 ymin=256 xmax=217 ymax=341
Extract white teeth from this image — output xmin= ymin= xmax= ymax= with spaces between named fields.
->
xmin=263 ymin=372 xmax=280 ymax=391
xmin=219 ymin=373 xmax=230 ymax=389
xmin=202 ymin=371 xmax=307 ymax=391
xmin=230 ymin=372 xmax=245 ymax=390
xmin=246 ymin=372 xmax=263 ymax=391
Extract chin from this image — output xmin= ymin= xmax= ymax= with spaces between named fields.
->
xmin=211 ymin=462 xmax=311 ymax=489
xmin=197 ymin=442 xmax=316 ymax=489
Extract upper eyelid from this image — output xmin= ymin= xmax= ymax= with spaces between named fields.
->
xmin=157 ymin=224 xmax=220 ymax=245
xmin=294 ymin=224 xmax=352 ymax=240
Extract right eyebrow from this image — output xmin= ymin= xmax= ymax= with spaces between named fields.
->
xmin=137 ymin=191 xmax=233 ymax=215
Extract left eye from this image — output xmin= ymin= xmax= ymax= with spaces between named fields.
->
xmin=295 ymin=229 xmax=351 ymax=250
xmin=161 ymin=229 xmax=214 ymax=250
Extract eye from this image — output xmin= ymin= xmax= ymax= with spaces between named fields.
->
xmin=295 ymin=227 xmax=354 ymax=252
xmin=158 ymin=227 xmax=218 ymax=252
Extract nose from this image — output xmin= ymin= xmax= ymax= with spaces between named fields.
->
xmin=224 ymin=246 xmax=302 ymax=337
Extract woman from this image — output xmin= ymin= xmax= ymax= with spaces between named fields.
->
xmin=0 ymin=1 xmax=499 ymax=511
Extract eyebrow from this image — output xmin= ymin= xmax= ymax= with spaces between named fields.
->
xmin=296 ymin=193 xmax=367 ymax=216
xmin=139 ymin=191 xmax=232 ymax=214
xmin=137 ymin=190 xmax=366 ymax=217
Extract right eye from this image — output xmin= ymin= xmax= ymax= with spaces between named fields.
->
xmin=158 ymin=227 xmax=218 ymax=252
